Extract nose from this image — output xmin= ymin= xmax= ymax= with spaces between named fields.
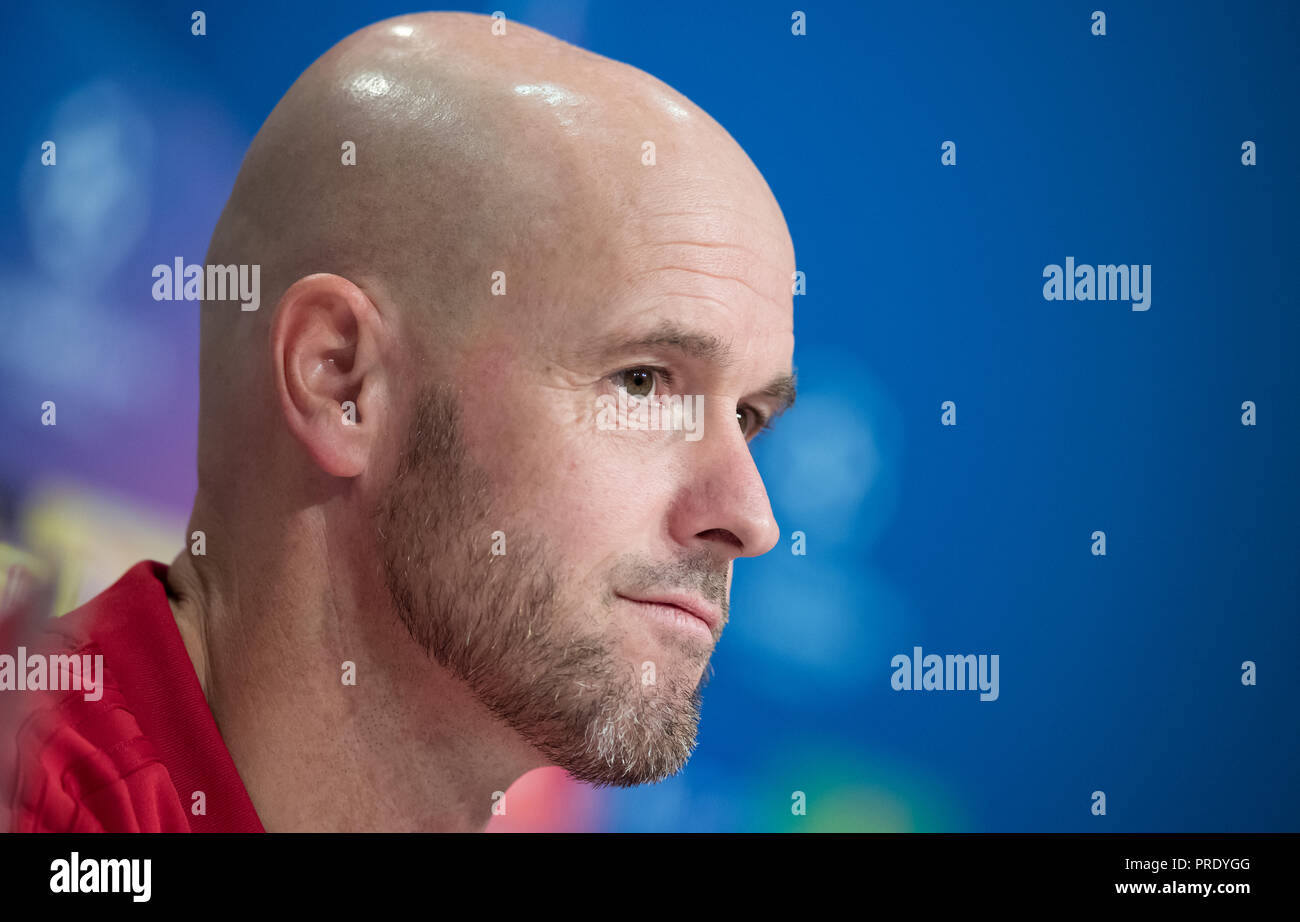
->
xmin=667 ymin=401 xmax=781 ymax=559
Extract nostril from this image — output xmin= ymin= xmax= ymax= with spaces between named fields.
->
xmin=696 ymin=528 xmax=743 ymax=550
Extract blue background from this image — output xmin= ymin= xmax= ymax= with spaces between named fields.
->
xmin=1 ymin=1 xmax=1296 ymax=831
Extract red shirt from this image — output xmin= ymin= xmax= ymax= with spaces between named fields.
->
xmin=2 ymin=561 xmax=263 ymax=832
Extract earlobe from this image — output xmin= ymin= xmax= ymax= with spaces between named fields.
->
xmin=270 ymin=273 xmax=385 ymax=479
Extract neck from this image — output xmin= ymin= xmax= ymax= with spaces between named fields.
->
xmin=164 ymin=501 xmax=544 ymax=831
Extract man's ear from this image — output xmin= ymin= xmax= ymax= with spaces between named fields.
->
xmin=270 ymin=273 xmax=389 ymax=478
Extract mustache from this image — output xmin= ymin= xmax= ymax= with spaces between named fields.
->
xmin=610 ymin=551 xmax=730 ymax=619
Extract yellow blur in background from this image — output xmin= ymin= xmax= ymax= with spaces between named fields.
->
xmin=0 ymin=480 xmax=184 ymax=621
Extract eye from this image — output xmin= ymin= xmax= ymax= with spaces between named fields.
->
xmin=737 ymin=405 xmax=771 ymax=440
xmin=611 ymin=366 xmax=667 ymax=399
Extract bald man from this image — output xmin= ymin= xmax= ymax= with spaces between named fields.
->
xmin=3 ymin=11 xmax=796 ymax=832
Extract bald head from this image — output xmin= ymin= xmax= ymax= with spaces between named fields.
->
xmin=201 ymin=14 xmax=789 ymax=454
xmin=177 ymin=11 xmax=796 ymax=811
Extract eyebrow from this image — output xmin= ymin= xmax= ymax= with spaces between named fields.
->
xmin=588 ymin=320 xmax=797 ymax=416
xmin=759 ymin=371 xmax=798 ymax=418
xmin=600 ymin=322 xmax=733 ymax=366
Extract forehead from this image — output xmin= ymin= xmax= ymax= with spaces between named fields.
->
xmin=558 ymin=182 xmax=795 ymax=361
xmin=440 ymin=111 xmax=796 ymax=378
xmin=625 ymin=200 xmax=793 ymax=301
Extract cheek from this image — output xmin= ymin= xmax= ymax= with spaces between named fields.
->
xmin=453 ymin=344 xmax=534 ymax=477
xmin=538 ymin=437 xmax=691 ymax=570
xmin=456 ymin=373 xmax=677 ymax=556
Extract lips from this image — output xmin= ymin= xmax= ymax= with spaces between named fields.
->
xmin=617 ymin=593 xmax=721 ymax=634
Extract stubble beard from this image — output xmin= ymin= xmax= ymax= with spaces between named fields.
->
xmin=375 ymin=383 xmax=711 ymax=787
